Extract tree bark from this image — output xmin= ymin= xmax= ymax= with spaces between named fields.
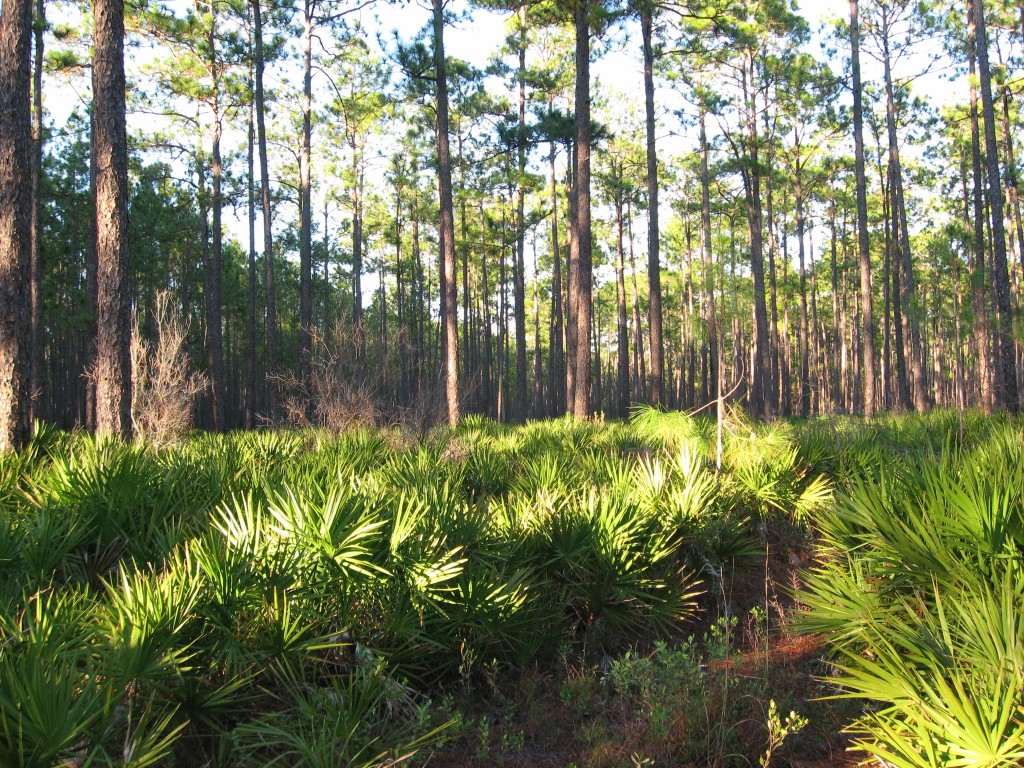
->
xmin=247 ymin=86 xmax=257 ymax=428
xmin=850 ymin=0 xmax=876 ymax=416
xmin=251 ymin=0 xmax=277 ymax=421
xmin=699 ymin=107 xmax=718 ymax=413
xmin=548 ymin=133 xmax=565 ymax=416
xmin=615 ymin=186 xmax=629 ymax=417
xmin=433 ymin=0 xmax=459 ymax=424
xmin=30 ymin=0 xmax=43 ymax=422
xmin=972 ymin=0 xmax=1018 ymax=411
xmin=513 ymin=7 xmax=528 ymax=422
xmin=205 ymin=9 xmax=226 ymax=431
xmin=966 ymin=4 xmax=994 ymax=412
xmin=569 ymin=2 xmax=592 ymax=418
xmin=741 ymin=52 xmax=773 ymax=418
xmin=299 ymin=0 xmax=313 ymax=401
xmin=93 ymin=0 xmax=131 ymax=438
xmin=640 ymin=2 xmax=662 ymax=406
xmin=796 ymin=169 xmax=810 ymax=417
xmin=880 ymin=19 xmax=927 ymax=412
xmin=0 ymin=0 xmax=33 ymax=450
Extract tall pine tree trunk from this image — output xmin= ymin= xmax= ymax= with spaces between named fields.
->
xmin=966 ymin=5 xmax=994 ymax=412
xmin=0 ymin=0 xmax=33 ymax=450
xmin=206 ymin=12 xmax=226 ymax=431
xmin=569 ymin=2 xmax=592 ymax=418
xmin=548 ymin=135 xmax=565 ymax=416
xmin=251 ymin=0 xmax=277 ymax=421
xmin=641 ymin=2 xmax=662 ymax=406
xmin=246 ymin=87 xmax=257 ymax=428
xmin=30 ymin=0 xmax=43 ymax=422
xmin=512 ymin=6 xmax=528 ymax=422
xmin=93 ymin=0 xmax=131 ymax=438
xmin=433 ymin=0 xmax=459 ymax=424
xmin=699 ymin=107 xmax=718 ymax=413
xmin=741 ymin=52 xmax=773 ymax=418
xmin=973 ymin=0 xmax=1019 ymax=412
xmin=614 ymin=188 xmax=628 ymax=417
xmin=299 ymin=0 xmax=313 ymax=401
xmin=850 ymin=0 xmax=876 ymax=416
xmin=796 ymin=169 xmax=810 ymax=417
xmin=881 ymin=24 xmax=927 ymax=412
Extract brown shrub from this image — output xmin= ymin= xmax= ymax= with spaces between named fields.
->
xmin=130 ymin=292 xmax=206 ymax=445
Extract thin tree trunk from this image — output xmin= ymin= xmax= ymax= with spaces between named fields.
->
xmin=615 ymin=188 xmax=628 ymax=417
xmin=548 ymin=134 xmax=565 ymax=416
xmin=973 ymin=0 xmax=1018 ymax=411
xmin=532 ymin=235 xmax=544 ymax=417
xmin=881 ymin=22 xmax=927 ymax=412
xmin=850 ymin=0 xmax=876 ymax=416
xmin=513 ymin=6 xmax=528 ymax=422
xmin=299 ymin=0 xmax=313 ymax=401
xmin=251 ymin=0 xmax=277 ymax=421
xmin=569 ymin=3 xmax=592 ymax=418
xmin=205 ymin=11 xmax=226 ymax=431
xmin=700 ymin=107 xmax=718 ymax=413
xmin=764 ymin=149 xmax=783 ymax=416
xmin=640 ymin=2 xmax=662 ymax=406
xmin=966 ymin=8 xmax=994 ymax=412
xmin=352 ymin=141 xmax=365 ymax=372
xmin=246 ymin=84 xmax=257 ymax=428
xmin=741 ymin=52 xmax=773 ymax=418
xmin=93 ymin=0 xmax=131 ymax=438
xmin=0 ymin=0 xmax=33 ymax=450
xmin=433 ymin=0 xmax=459 ymax=424
xmin=830 ymin=197 xmax=842 ymax=412
xmin=796 ymin=168 xmax=810 ymax=417
xmin=29 ymin=0 xmax=43 ymax=422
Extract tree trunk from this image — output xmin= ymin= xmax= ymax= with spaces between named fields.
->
xmin=513 ymin=6 xmax=528 ymax=422
xmin=615 ymin=188 xmax=629 ymax=417
xmin=532 ymin=236 xmax=544 ymax=416
xmin=251 ymin=0 xmax=277 ymax=422
xmin=93 ymin=0 xmax=131 ymax=438
xmin=764 ymin=148 xmax=783 ymax=416
xmin=973 ymin=0 xmax=1018 ymax=412
xmin=246 ymin=86 xmax=257 ymax=428
xmin=30 ymin=0 xmax=43 ymax=422
xmin=569 ymin=2 xmax=592 ymax=418
xmin=548 ymin=134 xmax=565 ymax=416
xmin=966 ymin=6 xmax=994 ymax=412
xmin=640 ymin=3 xmax=662 ymax=406
xmin=741 ymin=52 xmax=773 ymax=418
xmin=0 ymin=0 xmax=33 ymax=450
xmin=433 ymin=0 xmax=459 ymax=424
xmin=299 ymin=0 xmax=313 ymax=402
xmin=206 ymin=11 xmax=226 ymax=431
xmin=352 ymin=140 xmax=365 ymax=372
xmin=881 ymin=22 xmax=927 ymax=412
xmin=796 ymin=169 xmax=810 ymax=417
xmin=850 ymin=0 xmax=876 ymax=416
xmin=699 ymin=107 xmax=718 ymax=413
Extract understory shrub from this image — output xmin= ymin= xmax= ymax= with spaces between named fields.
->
xmin=800 ymin=422 xmax=1024 ymax=767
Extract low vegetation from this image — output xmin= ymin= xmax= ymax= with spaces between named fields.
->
xmin=0 ymin=409 xmax=1020 ymax=766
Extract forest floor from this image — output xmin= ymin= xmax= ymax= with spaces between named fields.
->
xmin=425 ymin=538 xmax=860 ymax=767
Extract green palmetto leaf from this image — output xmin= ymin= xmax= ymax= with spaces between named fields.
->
xmin=269 ymin=483 xmax=388 ymax=583
xmin=99 ymin=560 xmax=200 ymax=688
xmin=111 ymin=697 xmax=188 ymax=768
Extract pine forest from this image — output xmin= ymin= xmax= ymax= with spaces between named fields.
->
xmin=1 ymin=0 xmax=1023 ymax=765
